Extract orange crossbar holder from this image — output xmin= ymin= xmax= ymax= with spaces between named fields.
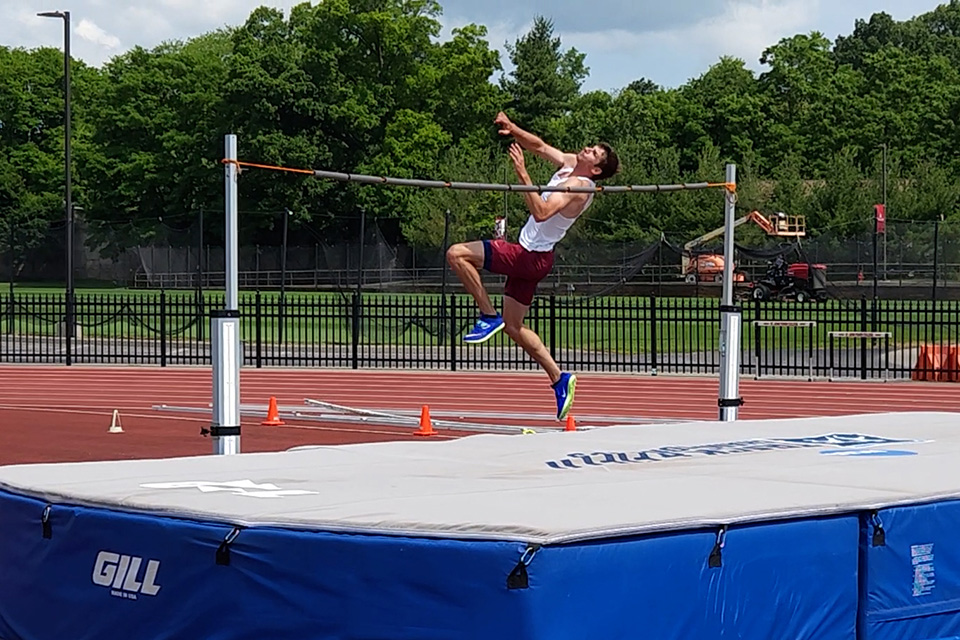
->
xmin=222 ymin=159 xmax=315 ymax=175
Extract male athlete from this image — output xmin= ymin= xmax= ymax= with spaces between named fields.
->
xmin=446 ymin=111 xmax=619 ymax=420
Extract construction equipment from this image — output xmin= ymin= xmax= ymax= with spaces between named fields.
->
xmin=747 ymin=258 xmax=828 ymax=303
xmin=682 ymin=210 xmax=805 ymax=283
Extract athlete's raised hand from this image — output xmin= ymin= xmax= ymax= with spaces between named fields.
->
xmin=508 ymin=143 xmax=529 ymax=182
xmin=495 ymin=111 xmax=515 ymax=136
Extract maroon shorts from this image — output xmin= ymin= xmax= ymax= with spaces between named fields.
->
xmin=482 ymin=239 xmax=555 ymax=306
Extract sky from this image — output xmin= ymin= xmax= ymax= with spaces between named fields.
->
xmin=1 ymin=0 xmax=948 ymax=92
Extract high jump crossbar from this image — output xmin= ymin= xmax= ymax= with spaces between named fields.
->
xmin=210 ymin=135 xmax=742 ymax=455
xmin=224 ymin=160 xmax=737 ymax=194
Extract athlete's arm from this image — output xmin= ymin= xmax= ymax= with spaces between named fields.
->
xmin=509 ymin=144 xmax=587 ymax=222
xmin=496 ymin=111 xmax=576 ymax=169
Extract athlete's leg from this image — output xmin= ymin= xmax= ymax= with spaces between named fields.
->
xmin=447 ymin=240 xmax=504 ymax=343
xmin=446 ymin=241 xmax=497 ymax=316
xmin=502 ymin=295 xmax=561 ymax=383
xmin=503 ymin=295 xmax=577 ymax=420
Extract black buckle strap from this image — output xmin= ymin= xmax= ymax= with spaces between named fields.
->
xmin=708 ymin=526 xmax=727 ymax=568
xmin=507 ymin=544 xmax=541 ymax=590
xmin=201 ymin=425 xmax=242 ymax=438
xmin=42 ymin=504 xmax=52 ymax=539
xmin=718 ymin=398 xmax=745 ymax=408
xmin=217 ymin=527 xmax=243 ymax=566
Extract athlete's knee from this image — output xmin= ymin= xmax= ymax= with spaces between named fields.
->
xmin=447 ymin=242 xmax=483 ymax=268
xmin=446 ymin=243 xmax=465 ymax=267
xmin=503 ymin=320 xmax=525 ymax=340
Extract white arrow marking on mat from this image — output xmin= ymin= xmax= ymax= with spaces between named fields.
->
xmin=140 ymin=480 xmax=318 ymax=498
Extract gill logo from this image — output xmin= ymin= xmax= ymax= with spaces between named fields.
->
xmin=92 ymin=551 xmax=162 ymax=599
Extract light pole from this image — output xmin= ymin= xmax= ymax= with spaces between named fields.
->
xmin=38 ymin=10 xmax=73 ymax=362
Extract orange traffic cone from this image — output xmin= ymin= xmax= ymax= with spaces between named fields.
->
xmin=565 ymin=414 xmax=576 ymax=432
xmin=413 ymin=405 xmax=437 ymax=436
xmin=261 ymin=396 xmax=285 ymax=426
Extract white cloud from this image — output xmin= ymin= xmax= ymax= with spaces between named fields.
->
xmin=563 ymin=0 xmax=815 ymax=88
xmin=440 ymin=0 xmax=818 ymax=91
xmin=682 ymin=0 xmax=818 ymax=70
xmin=75 ymin=18 xmax=121 ymax=50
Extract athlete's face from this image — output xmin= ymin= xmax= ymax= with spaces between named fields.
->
xmin=578 ymin=145 xmax=607 ymax=174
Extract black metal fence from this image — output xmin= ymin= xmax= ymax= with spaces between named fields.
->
xmin=2 ymin=292 xmax=959 ymax=381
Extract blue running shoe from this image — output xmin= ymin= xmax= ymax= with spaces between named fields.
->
xmin=552 ymin=372 xmax=577 ymax=420
xmin=463 ymin=314 xmax=504 ymax=344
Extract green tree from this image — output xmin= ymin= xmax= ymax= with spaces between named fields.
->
xmin=806 ymin=149 xmax=874 ymax=237
xmin=408 ymin=24 xmax=504 ymax=148
xmin=677 ymin=56 xmax=766 ymax=172
xmin=83 ymin=31 xmax=232 ymax=255
xmin=403 ymin=143 xmax=507 ymax=249
xmin=499 ymin=16 xmax=587 ymax=144
xmin=0 ymin=45 xmax=94 ymax=266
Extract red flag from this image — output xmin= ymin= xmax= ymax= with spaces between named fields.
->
xmin=874 ymin=204 xmax=886 ymax=234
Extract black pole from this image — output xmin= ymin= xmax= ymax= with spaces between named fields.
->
xmin=932 ymin=220 xmax=940 ymax=301
xmin=440 ymin=209 xmax=450 ymax=298
xmin=439 ymin=209 xmax=450 ymax=343
xmin=860 ymin=296 xmax=868 ymax=381
xmin=882 ymin=143 xmax=888 ymax=280
xmin=356 ymin=209 xmax=366 ymax=296
xmin=38 ymin=11 xmax=74 ymax=362
xmin=6 ymin=223 xmax=13 ymax=335
xmin=63 ymin=12 xmax=74 ymax=365
xmin=872 ymin=208 xmax=879 ymax=301
xmin=38 ymin=11 xmax=73 ymax=362
xmin=281 ymin=210 xmax=290 ymax=297
xmin=352 ymin=210 xmax=366 ymax=367
xmin=502 ymin=164 xmax=508 ymax=235
xmin=63 ymin=11 xmax=72 ymax=302
xmin=658 ymin=233 xmax=663 ymax=297
xmin=196 ymin=207 xmax=205 ymax=342
xmin=279 ymin=209 xmax=290 ymax=343
xmin=196 ymin=208 xmax=204 ymax=289
xmin=7 ymin=223 xmax=13 ymax=297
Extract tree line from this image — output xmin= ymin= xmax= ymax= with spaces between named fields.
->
xmin=3 ymin=0 xmax=960 ymax=262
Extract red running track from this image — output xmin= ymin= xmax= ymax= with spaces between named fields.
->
xmin=1 ymin=365 xmax=958 ymax=465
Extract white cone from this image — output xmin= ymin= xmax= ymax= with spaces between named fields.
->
xmin=109 ymin=409 xmax=124 ymax=434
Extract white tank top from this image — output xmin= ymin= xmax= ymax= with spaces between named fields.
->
xmin=517 ymin=166 xmax=595 ymax=252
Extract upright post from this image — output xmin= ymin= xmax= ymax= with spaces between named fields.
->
xmin=211 ymin=134 xmax=241 ymax=455
xmin=225 ymin=144 xmax=239 ymax=311
xmin=718 ymin=164 xmax=743 ymax=421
